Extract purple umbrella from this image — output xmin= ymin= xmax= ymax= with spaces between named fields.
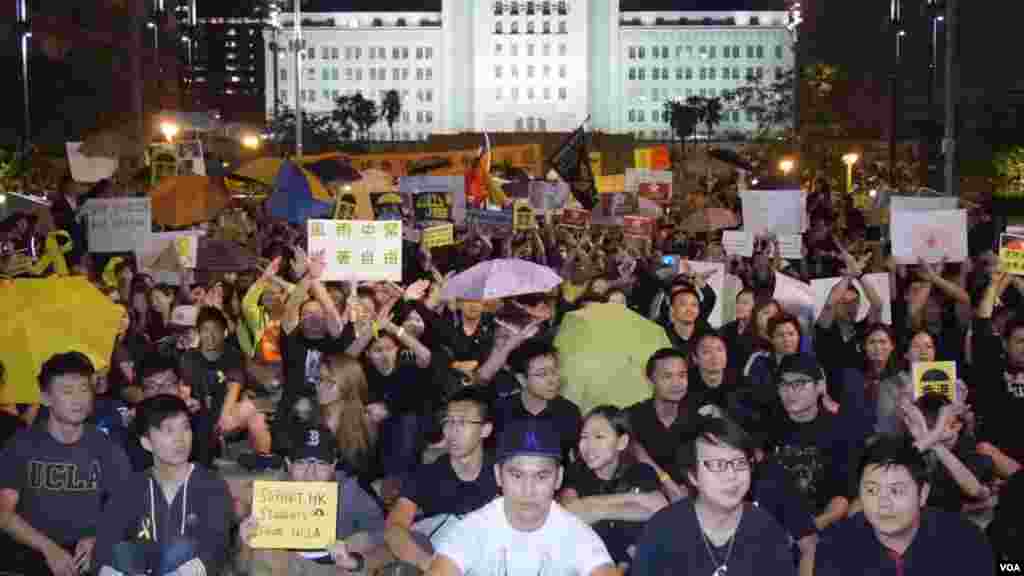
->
xmin=442 ymin=258 xmax=563 ymax=301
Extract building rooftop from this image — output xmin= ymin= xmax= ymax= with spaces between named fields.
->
xmin=621 ymin=0 xmax=787 ymax=9
xmin=299 ymin=0 xmax=441 ymax=12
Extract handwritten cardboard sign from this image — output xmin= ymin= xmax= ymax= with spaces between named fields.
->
xmin=249 ymin=481 xmax=337 ymax=550
xmin=82 ymin=198 xmax=152 ymax=253
xmin=559 ymin=208 xmax=591 ymax=229
xmin=307 ymin=219 xmax=402 ymax=281
xmin=400 ymin=176 xmax=465 ymax=227
xmin=998 ymin=233 xmax=1024 ymax=275
xmin=422 ymin=223 xmax=455 ymax=249
xmin=911 ymin=361 xmax=958 ymax=403
xmin=722 ymin=230 xmax=754 ymax=257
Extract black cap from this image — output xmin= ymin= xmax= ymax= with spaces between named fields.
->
xmin=497 ymin=418 xmax=562 ymax=463
xmin=288 ymin=424 xmax=336 ymax=463
xmin=776 ymin=353 xmax=824 ymax=382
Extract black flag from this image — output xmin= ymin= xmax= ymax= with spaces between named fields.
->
xmin=548 ymin=119 xmax=597 ymax=210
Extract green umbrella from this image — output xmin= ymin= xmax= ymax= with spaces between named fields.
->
xmin=554 ymin=303 xmax=673 ymax=413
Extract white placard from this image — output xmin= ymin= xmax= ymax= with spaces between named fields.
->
xmin=742 ymin=189 xmax=803 ymax=236
xmin=307 ymin=220 xmax=402 ymax=282
xmin=136 ymin=230 xmax=204 ymax=282
xmin=66 ymin=142 xmax=117 ymax=184
xmin=626 ymin=169 xmax=674 ymax=203
xmin=528 ymin=181 xmax=570 ymax=214
xmin=722 ymin=230 xmax=754 ymax=257
xmin=773 ymin=272 xmax=815 ymax=328
xmin=81 ymin=198 xmax=152 ymax=253
xmin=890 ymin=196 xmax=959 ymax=213
xmin=680 ymin=261 xmax=726 ymax=328
xmin=810 ymin=273 xmax=892 ymax=325
xmin=890 ymin=209 xmax=967 ymax=264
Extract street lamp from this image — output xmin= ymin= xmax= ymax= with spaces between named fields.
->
xmin=842 ymin=153 xmax=859 ymax=194
xmin=779 ymin=158 xmax=795 ymax=176
xmin=242 ymin=134 xmax=261 ymax=150
xmin=160 ymin=121 xmax=180 ymax=142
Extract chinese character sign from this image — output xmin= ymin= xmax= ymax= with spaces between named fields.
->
xmin=627 ymin=169 xmax=673 ymax=204
xmin=911 ymin=361 xmax=958 ymax=403
xmin=249 ymin=481 xmax=338 ymax=550
xmin=308 ymin=219 xmax=402 ymax=281
xmin=999 ymin=233 xmax=1024 ymax=275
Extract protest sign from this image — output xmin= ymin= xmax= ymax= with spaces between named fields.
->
xmin=528 ymin=181 xmax=570 ymax=214
xmin=399 ymin=175 xmax=465 ymax=227
xmin=466 ymin=208 xmax=514 ymax=237
xmin=513 ymin=200 xmax=538 ymax=231
xmin=560 ymin=208 xmax=591 ymax=229
xmin=622 ymin=215 xmax=655 ymax=239
xmin=627 ymin=169 xmax=673 ymax=204
xmin=680 ymin=261 xmax=726 ymax=327
xmin=722 ymin=230 xmax=754 ymax=257
xmin=249 ymin=481 xmax=337 ymax=550
xmin=998 ymin=233 xmax=1024 ymax=275
xmin=634 ymin=146 xmax=670 ymax=170
xmin=137 ymin=231 xmax=204 ymax=284
xmin=890 ymin=209 xmax=967 ymax=263
xmin=741 ymin=190 xmax=802 ymax=236
xmin=911 ymin=361 xmax=958 ymax=403
xmin=890 ymin=196 xmax=959 ymax=213
xmin=66 ymin=142 xmax=117 ymax=184
xmin=589 ymin=151 xmax=603 ymax=177
xmin=773 ymin=272 xmax=815 ymax=328
xmin=422 ymin=224 xmax=454 ymax=248
xmin=810 ymin=273 xmax=892 ymax=325
xmin=307 ymin=220 xmax=402 ymax=281
xmin=82 ymin=198 xmax=152 ymax=253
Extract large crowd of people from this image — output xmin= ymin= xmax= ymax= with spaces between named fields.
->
xmin=0 ymin=174 xmax=1021 ymax=576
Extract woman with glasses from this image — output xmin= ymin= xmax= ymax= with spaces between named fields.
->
xmin=632 ymin=417 xmax=796 ymax=576
xmin=558 ymin=406 xmax=667 ymax=572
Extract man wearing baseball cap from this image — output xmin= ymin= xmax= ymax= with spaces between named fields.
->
xmin=426 ymin=419 xmax=616 ymax=576
xmin=239 ymin=424 xmax=386 ymax=576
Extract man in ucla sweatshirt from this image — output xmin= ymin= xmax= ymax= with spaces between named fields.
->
xmin=95 ymin=394 xmax=233 ymax=576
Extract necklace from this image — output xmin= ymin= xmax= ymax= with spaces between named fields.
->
xmin=697 ymin=505 xmax=743 ymax=576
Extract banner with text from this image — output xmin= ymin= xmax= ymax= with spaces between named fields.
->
xmin=82 ymin=198 xmax=152 ymax=253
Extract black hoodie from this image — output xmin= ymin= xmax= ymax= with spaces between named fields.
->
xmin=94 ymin=464 xmax=233 ymax=575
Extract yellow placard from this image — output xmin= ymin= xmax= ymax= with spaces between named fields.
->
xmin=998 ymin=233 xmax=1024 ymax=276
xmin=513 ymin=200 xmax=537 ymax=231
xmin=911 ymin=361 xmax=957 ymax=403
xmin=589 ymin=151 xmax=603 ymax=178
xmin=249 ymin=481 xmax=337 ymax=550
xmin=422 ymin=224 xmax=455 ymax=248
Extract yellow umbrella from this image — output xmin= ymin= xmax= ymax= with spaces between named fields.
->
xmin=554 ymin=303 xmax=672 ymax=413
xmin=233 ymin=157 xmax=335 ymax=201
xmin=0 ymin=277 xmax=124 ymax=403
xmin=149 ymin=175 xmax=232 ymax=227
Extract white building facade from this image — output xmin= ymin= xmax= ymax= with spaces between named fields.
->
xmin=265 ymin=1 xmax=794 ymax=140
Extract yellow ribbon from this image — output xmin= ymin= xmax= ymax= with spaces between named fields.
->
xmin=29 ymin=230 xmax=73 ymax=276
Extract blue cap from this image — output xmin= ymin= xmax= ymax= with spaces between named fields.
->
xmin=498 ymin=418 xmax=562 ymax=463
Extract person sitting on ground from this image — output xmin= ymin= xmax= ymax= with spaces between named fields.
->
xmin=95 ymin=394 xmax=233 ymax=576
xmin=426 ymin=418 xmax=617 ymax=576
xmin=814 ymin=435 xmax=994 ymax=575
xmin=240 ymin=423 xmax=386 ymax=576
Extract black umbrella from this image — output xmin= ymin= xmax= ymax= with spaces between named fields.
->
xmin=304 ymin=158 xmax=362 ymax=184
xmin=407 ymin=156 xmax=452 ymax=175
xmin=708 ymin=148 xmax=755 ymax=172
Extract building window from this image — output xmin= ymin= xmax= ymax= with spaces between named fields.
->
xmin=516 ymin=118 xmax=524 ymax=131
xmin=543 ymin=43 xmax=551 ymax=56
xmin=559 ymin=64 xmax=567 ymax=78
xmin=676 ymin=45 xmax=683 ymax=58
xmin=511 ymin=43 xmax=519 ymax=57
xmin=628 ymin=110 xmax=635 ymax=123
xmin=345 ymin=47 xmax=353 ymax=60
xmin=495 ymin=65 xmax=503 ymax=79
xmin=675 ymin=67 xmax=683 ymax=80
xmin=402 ymin=47 xmax=409 ymax=59
xmin=344 ymin=68 xmax=353 ymax=81
xmin=652 ymin=110 xmax=660 ymax=123
xmin=426 ymin=47 xmax=433 ymax=59
xmin=416 ymin=47 xmax=424 ymax=59
xmin=559 ymin=86 xmax=567 ymax=100
xmin=699 ymin=68 xmax=707 ymax=80
xmin=306 ymin=68 xmax=316 ymax=81
xmin=527 ymin=65 xmax=535 ymax=78
xmin=651 ymin=87 xmax=659 ymax=100
xmin=355 ymin=68 xmax=362 ymax=80
xmin=426 ymin=89 xmax=433 ymax=102
xmin=511 ymin=86 xmax=520 ymax=100
xmin=543 ymin=64 xmax=551 ymax=78
xmin=723 ymin=46 xmax=731 ymax=59
xmin=425 ymin=68 xmax=432 ymax=80
xmin=416 ymin=68 xmax=423 ymax=80
xmin=775 ymin=45 xmax=784 ymax=59
xmin=652 ymin=46 xmax=658 ymax=60
xmin=733 ymin=67 xmax=740 ymax=79
xmin=528 ymin=43 xmax=535 ymax=56
xmin=322 ymin=89 xmax=330 ymax=101
xmin=543 ymin=86 xmax=551 ymax=100
xmin=638 ymin=110 xmax=645 ymax=122
xmin=393 ymin=47 xmax=401 ymax=59
xmin=392 ymin=68 xmax=400 ymax=80
xmin=756 ymin=45 xmax=764 ymax=58
xmin=322 ymin=46 xmax=330 ymax=59
xmin=417 ymin=111 xmax=424 ymax=123
xmin=495 ymin=20 xmax=504 ymax=33
xmin=322 ymin=68 xmax=330 ymax=81
xmin=652 ymin=68 xmax=659 ymax=80
xmin=558 ymin=20 xmax=567 ymax=33
xmin=496 ymin=86 xmax=503 ymax=100
xmin=528 ymin=87 xmax=535 ymax=100
xmin=280 ymin=69 xmax=287 ymax=81
xmin=527 ymin=21 xmax=535 ymax=34
xmin=662 ymin=46 xmax=669 ymax=58
xmin=628 ymin=68 xmax=636 ymax=80
xmin=495 ymin=42 xmax=503 ymax=55
xmin=370 ymin=68 xmax=377 ymax=81
xmin=746 ymin=45 xmax=754 ymax=58
xmin=685 ymin=67 xmax=693 ymax=80
xmin=638 ymin=46 xmax=646 ymax=59
xmin=511 ymin=64 xmax=519 ymax=79
xmin=722 ymin=67 xmax=730 ymax=79
xmin=511 ymin=21 xmax=519 ymax=34
xmin=756 ymin=66 xmax=763 ymax=78
xmin=776 ymin=66 xmax=784 ymax=80
xmin=662 ymin=67 xmax=668 ymax=79
xmin=280 ymin=89 xmax=287 ymax=102
xmin=369 ymin=47 xmax=375 ymax=60
xmin=543 ymin=21 xmax=551 ymax=34
xmin=638 ymin=68 xmax=645 ymax=80
xmin=402 ymin=68 xmax=409 ymax=80
xmin=308 ymin=90 xmax=316 ymax=102
xmin=628 ymin=46 xmax=636 ymax=59
xmin=709 ymin=67 xmax=716 ymax=80
xmin=709 ymin=46 xmax=716 ymax=59
xmin=526 ymin=117 xmax=535 ymax=130
xmin=558 ymin=43 xmax=567 ymax=56
xmin=307 ymin=47 xmax=315 ymax=60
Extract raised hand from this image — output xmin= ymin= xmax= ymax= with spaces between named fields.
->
xmin=404 ymin=278 xmax=431 ymax=301
xmin=262 ymin=255 xmax=282 ymax=280
xmin=307 ymin=249 xmax=327 ymax=281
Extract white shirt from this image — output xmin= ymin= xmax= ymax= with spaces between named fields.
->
xmin=433 ymin=497 xmax=613 ymax=576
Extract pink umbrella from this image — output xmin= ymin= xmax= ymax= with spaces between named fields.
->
xmin=442 ymin=258 xmax=563 ymax=301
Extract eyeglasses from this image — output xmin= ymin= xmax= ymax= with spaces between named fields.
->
xmin=778 ymin=378 xmax=815 ymax=391
xmin=862 ymin=482 xmax=910 ymax=500
xmin=441 ymin=418 xmax=484 ymax=429
xmin=701 ymin=458 xmax=750 ymax=473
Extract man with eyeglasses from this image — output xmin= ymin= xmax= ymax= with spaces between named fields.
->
xmin=383 ymin=388 xmax=500 ymax=571
xmin=492 ymin=340 xmax=582 ymax=462
xmin=763 ymin=353 xmax=859 ymax=533
xmin=815 ymin=435 xmax=993 ymax=575
xmin=632 ymin=416 xmax=796 ymax=575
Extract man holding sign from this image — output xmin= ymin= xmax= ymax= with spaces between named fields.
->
xmin=240 ymin=424 xmax=386 ymax=576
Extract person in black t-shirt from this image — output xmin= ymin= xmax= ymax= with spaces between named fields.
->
xmin=628 ymin=348 xmax=697 ymax=502
xmin=766 ymin=353 xmax=857 ymax=532
xmin=180 ymin=307 xmax=273 ymax=463
xmin=559 ymin=406 xmax=667 ymax=570
xmin=384 ymin=388 xmax=499 ymax=571
xmin=0 ymin=361 xmax=23 ymax=448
